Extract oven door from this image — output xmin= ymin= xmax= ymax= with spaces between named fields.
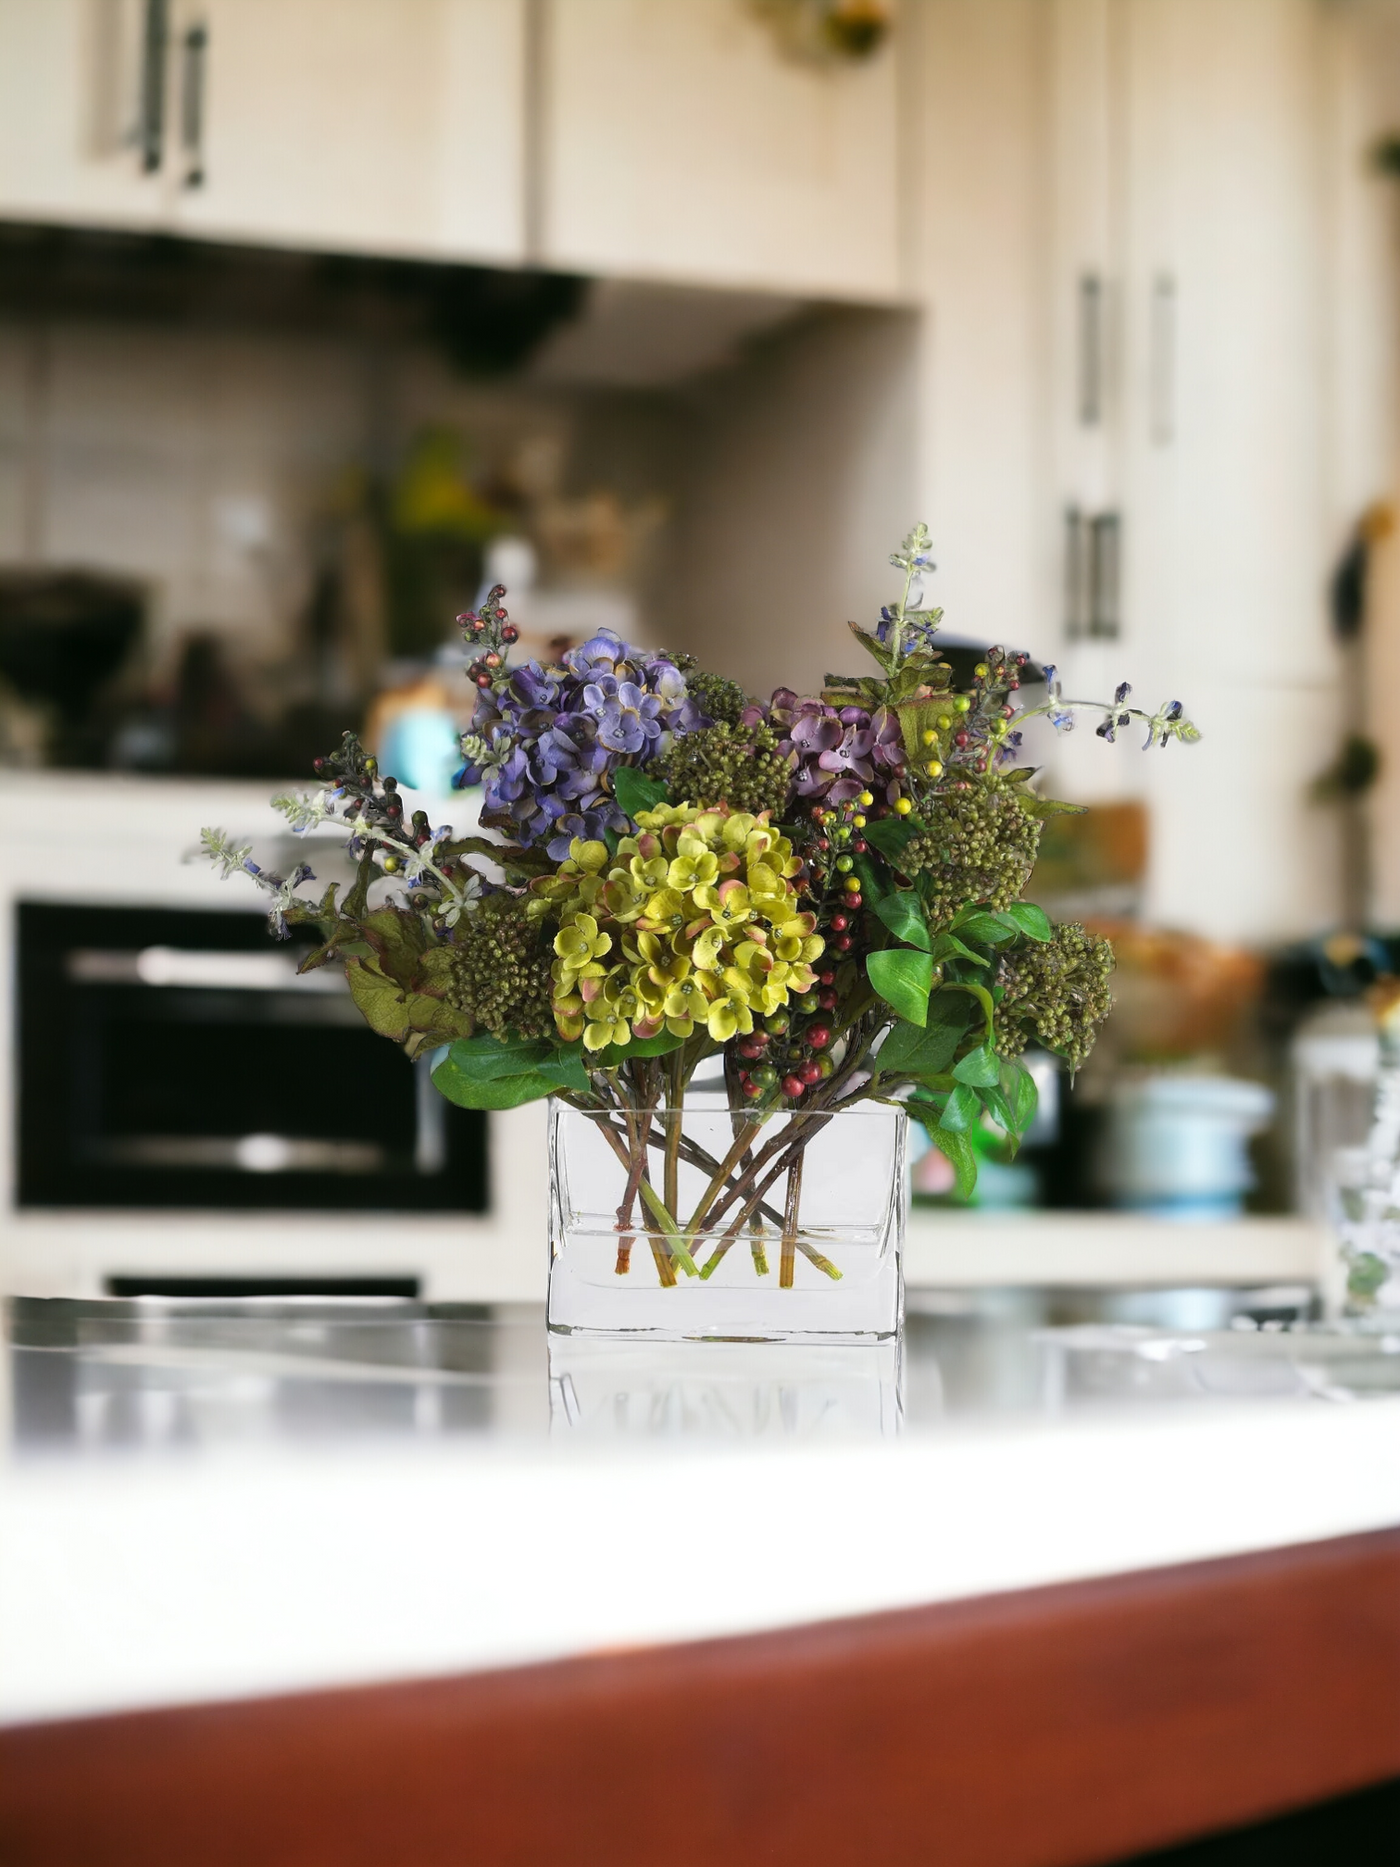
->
xmin=17 ymin=902 xmax=487 ymax=1212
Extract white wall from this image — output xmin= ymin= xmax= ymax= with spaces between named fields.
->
xmin=667 ymin=305 xmax=922 ymax=699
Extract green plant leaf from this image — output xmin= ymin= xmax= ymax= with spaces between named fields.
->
xmin=938 ymin=1083 xmax=981 ymax=1132
xmin=436 ymin=1032 xmax=554 ymax=1081
xmin=876 ymin=999 xmax=970 ymax=1076
xmin=952 ymin=1045 xmax=1000 ymax=1087
xmin=852 ymin=853 xmax=889 ymax=903
xmin=874 ymin=891 xmax=932 ymax=951
xmin=1001 ymin=1059 xmax=1040 ymax=1135
xmin=952 ymin=910 xmax=1017 ymax=946
xmin=431 ymin=1057 xmax=554 ymax=1110
xmin=944 ymin=979 xmax=996 ymax=1039
xmin=866 ymin=949 xmax=934 ymax=1026
xmin=613 ymin=766 xmax=670 ymax=820
xmin=537 ymin=1047 xmax=592 ymax=1095
xmin=996 ymin=902 xmax=1054 ymax=942
xmin=977 ymin=1083 xmax=1020 ymax=1148
xmin=359 ymin=906 xmax=430 ymax=988
xmin=917 ymin=1121 xmax=979 ymax=1201
xmin=862 ymin=816 xmax=921 ymax=867
xmin=928 ymin=932 xmax=988 ymax=969
xmin=344 ymin=959 xmax=474 ymax=1057
xmin=1021 ymin=794 xmax=1087 ymax=820
xmin=846 ymin=617 xmax=896 ymax=673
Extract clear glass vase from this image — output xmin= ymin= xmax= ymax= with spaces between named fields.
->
xmin=546 ymin=1093 xmax=906 ymax=1342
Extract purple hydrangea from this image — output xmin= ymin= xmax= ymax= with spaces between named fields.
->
xmin=742 ymin=688 xmax=906 ymax=806
xmin=456 ymin=629 xmax=706 ymax=858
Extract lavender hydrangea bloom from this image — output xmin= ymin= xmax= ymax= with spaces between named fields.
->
xmin=743 ymin=688 xmax=906 ymax=805
xmin=455 ymin=627 xmax=706 ymax=856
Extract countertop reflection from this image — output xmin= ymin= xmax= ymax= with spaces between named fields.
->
xmin=9 ymin=1285 xmax=1372 ymax=1457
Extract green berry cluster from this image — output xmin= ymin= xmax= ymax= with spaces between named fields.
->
xmin=654 ymin=721 xmax=795 ymax=819
xmin=683 ymin=669 xmax=753 ymax=729
xmin=994 ymin=924 xmax=1114 ymax=1070
xmin=901 ymin=776 xmax=1042 ymax=928
xmin=442 ymin=893 xmax=554 ymax=1040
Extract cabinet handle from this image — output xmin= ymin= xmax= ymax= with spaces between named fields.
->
xmin=1089 ymin=512 xmax=1121 ymax=639
xmin=180 ymin=20 xmax=208 ymax=188
xmin=1078 ymin=273 xmax=1103 ymax=426
xmin=138 ymin=0 xmax=168 ymax=173
xmin=1150 ymin=272 xmax=1175 ymax=445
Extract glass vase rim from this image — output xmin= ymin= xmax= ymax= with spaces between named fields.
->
xmin=552 ymin=1093 xmax=906 ymax=1119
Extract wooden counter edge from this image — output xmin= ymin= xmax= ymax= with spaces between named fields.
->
xmin=3 ymin=1527 xmax=1399 ymax=1867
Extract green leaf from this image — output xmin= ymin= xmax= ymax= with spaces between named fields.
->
xmin=846 ymin=617 xmax=896 ymax=674
xmin=945 ymin=979 xmax=996 ymax=1039
xmin=613 ymin=765 xmax=670 ymax=820
xmin=344 ymin=959 xmax=474 ymax=1058
xmin=893 ymin=698 xmax=947 ymax=763
xmin=938 ymin=1083 xmax=980 ymax=1132
xmin=537 ymin=1047 xmax=592 ymax=1095
xmin=866 ymin=949 xmax=934 ymax=1026
xmin=922 ymin=1122 xmax=979 ymax=1201
xmin=997 ymin=902 xmax=1053 ymax=943
xmin=874 ymin=891 xmax=932 ymax=951
xmin=852 ymin=853 xmax=889 ymax=903
xmin=437 ymin=1032 xmax=555 ymax=1082
xmin=977 ymin=1083 xmax=1020 ymax=1148
xmin=862 ymin=816 xmax=921 ymax=868
xmin=928 ymin=932 xmax=988 ymax=969
xmin=876 ymin=999 xmax=970 ymax=1076
xmin=1002 ymin=1059 xmax=1040 ymax=1135
xmin=431 ymin=1058 xmax=553 ymax=1111
xmin=952 ymin=1045 xmax=1000 ymax=1087
xmin=952 ymin=910 xmax=1017 ymax=946
xmin=359 ymin=906 xmax=430 ymax=988
xmin=1021 ymin=793 xmax=1087 ymax=820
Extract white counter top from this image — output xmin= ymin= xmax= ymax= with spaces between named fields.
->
xmin=5 ymin=1299 xmax=1400 ymax=1729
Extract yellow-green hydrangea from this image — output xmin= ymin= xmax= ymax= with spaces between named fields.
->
xmin=532 ymin=803 xmax=824 ymax=1051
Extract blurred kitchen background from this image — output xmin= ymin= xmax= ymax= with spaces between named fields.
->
xmin=4 ymin=0 xmax=1400 ymax=1306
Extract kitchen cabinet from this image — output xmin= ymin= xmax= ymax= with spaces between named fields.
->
xmin=0 ymin=0 xmax=527 ymax=264
xmin=0 ymin=0 xmax=176 ymax=231
xmin=0 ymin=0 xmax=904 ymax=298
xmin=539 ymin=0 xmax=905 ymax=301
xmin=174 ymin=0 xmax=526 ymax=262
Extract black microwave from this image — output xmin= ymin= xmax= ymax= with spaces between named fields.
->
xmin=16 ymin=901 xmax=487 ymax=1213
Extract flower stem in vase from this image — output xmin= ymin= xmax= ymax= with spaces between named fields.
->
xmin=682 ymin=1117 xmax=765 ymax=1239
xmin=664 ymin=1054 xmax=683 ymax=1220
xmin=780 ymin=1150 xmax=804 ymax=1288
xmin=750 ymin=1201 xmax=770 ymax=1278
xmin=639 ymin=1167 xmax=678 ymax=1287
xmin=637 ymin=1177 xmax=698 ymax=1278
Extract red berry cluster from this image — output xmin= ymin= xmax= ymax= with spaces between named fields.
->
xmin=457 ymin=582 xmax=520 ymax=691
xmin=733 ymin=998 xmax=838 ymax=1102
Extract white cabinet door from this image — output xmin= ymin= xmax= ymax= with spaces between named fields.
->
xmin=0 ymin=0 xmax=526 ymax=264
xmin=541 ymin=0 xmax=903 ymax=300
xmin=0 ymin=0 xmax=178 ymax=230
xmin=172 ymin=0 xmax=526 ymax=263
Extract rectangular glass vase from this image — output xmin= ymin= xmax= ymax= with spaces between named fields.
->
xmin=546 ymin=1094 xmax=906 ymax=1342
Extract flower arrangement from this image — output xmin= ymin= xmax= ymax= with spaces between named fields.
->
xmin=203 ymin=526 xmax=1196 ymax=1292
